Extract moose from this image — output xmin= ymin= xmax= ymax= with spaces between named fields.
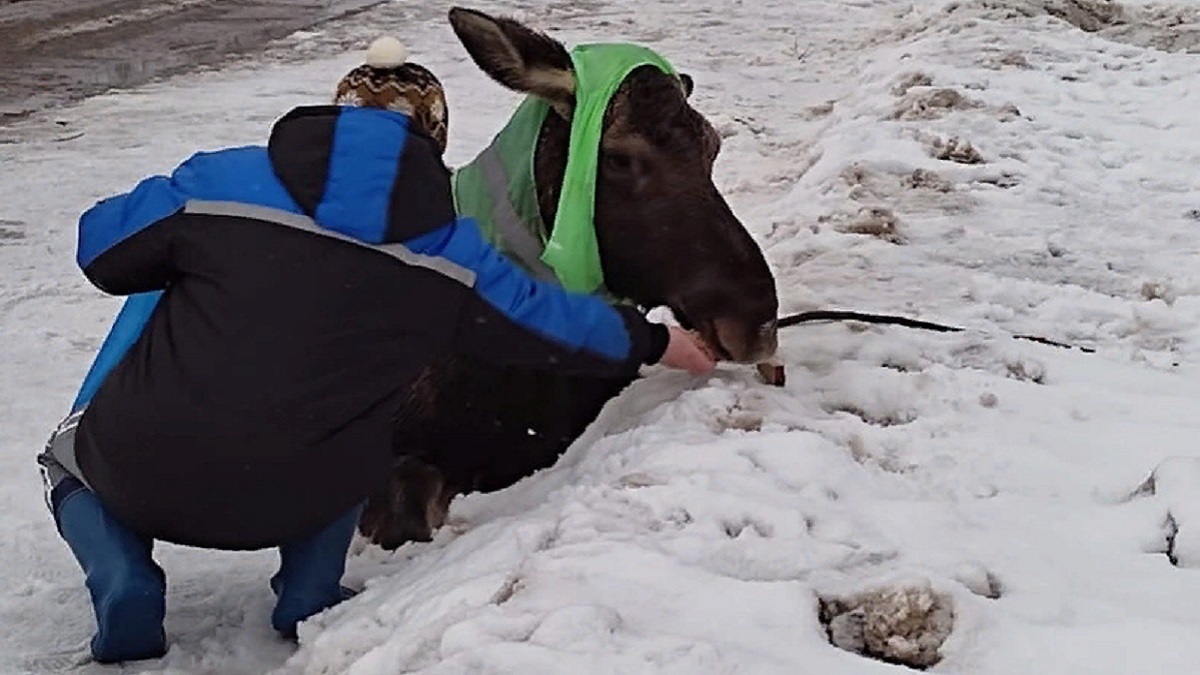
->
xmin=357 ymin=7 xmax=780 ymax=549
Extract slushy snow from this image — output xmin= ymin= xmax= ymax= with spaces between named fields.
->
xmin=3 ymin=0 xmax=1200 ymax=673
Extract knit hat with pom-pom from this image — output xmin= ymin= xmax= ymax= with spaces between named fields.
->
xmin=334 ymin=37 xmax=448 ymax=154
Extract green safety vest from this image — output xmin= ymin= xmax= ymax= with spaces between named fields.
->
xmin=451 ymin=43 xmax=678 ymax=295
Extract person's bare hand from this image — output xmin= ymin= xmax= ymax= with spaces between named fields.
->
xmin=659 ymin=326 xmax=717 ymax=375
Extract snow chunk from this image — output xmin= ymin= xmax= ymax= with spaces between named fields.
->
xmin=819 ymin=578 xmax=955 ymax=669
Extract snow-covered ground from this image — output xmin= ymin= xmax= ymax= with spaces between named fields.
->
xmin=4 ymin=0 xmax=1200 ymax=672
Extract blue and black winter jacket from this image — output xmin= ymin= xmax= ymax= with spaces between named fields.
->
xmin=70 ymin=106 xmax=667 ymax=550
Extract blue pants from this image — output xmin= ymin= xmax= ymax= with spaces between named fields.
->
xmin=49 ymin=475 xmax=361 ymax=663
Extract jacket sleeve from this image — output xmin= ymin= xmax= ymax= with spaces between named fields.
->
xmin=405 ymin=218 xmax=669 ymax=378
xmin=77 ymin=176 xmax=185 ymax=295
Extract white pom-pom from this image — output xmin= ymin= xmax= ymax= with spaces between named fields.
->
xmin=365 ymin=37 xmax=408 ymax=69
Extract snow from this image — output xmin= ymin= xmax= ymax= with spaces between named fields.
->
xmin=4 ymin=0 xmax=1200 ymax=672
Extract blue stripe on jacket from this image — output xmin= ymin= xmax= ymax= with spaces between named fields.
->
xmin=315 ymin=110 xmax=407 ymax=244
xmin=76 ymin=147 xmax=305 ymax=269
xmin=71 ymin=291 xmax=161 ymax=412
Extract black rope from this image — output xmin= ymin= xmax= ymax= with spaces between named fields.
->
xmin=777 ymin=310 xmax=1096 ymax=354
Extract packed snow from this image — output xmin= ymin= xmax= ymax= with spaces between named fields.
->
xmin=3 ymin=0 xmax=1200 ymax=672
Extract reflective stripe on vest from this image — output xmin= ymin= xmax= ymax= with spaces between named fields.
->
xmin=474 ymin=148 xmax=558 ymax=282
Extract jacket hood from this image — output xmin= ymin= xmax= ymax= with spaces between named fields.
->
xmin=268 ymin=105 xmax=455 ymax=244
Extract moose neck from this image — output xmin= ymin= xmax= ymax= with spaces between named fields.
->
xmin=533 ymin=112 xmax=571 ymax=241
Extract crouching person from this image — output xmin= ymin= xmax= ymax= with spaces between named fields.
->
xmin=36 ymin=38 xmax=716 ymax=664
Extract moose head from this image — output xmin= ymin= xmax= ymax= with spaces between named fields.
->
xmin=448 ymin=8 xmax=778 ymax=363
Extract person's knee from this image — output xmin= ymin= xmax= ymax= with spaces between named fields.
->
xmin=57 ymin=489 xmax=161 ymax=580
xmin=41 ymin=456 xmax=88 ymax=531
xmin=54 ymin=483 xmax=99 ymax=539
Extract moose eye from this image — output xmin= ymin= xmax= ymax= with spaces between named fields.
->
xmin=602 ymin=152 xmax=635 ymax=174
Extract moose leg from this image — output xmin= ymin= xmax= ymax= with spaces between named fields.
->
xmin=358 ymin=426 xmax=572 ymax=551
xmin=358 ymin=456 xmax=458 ymax=551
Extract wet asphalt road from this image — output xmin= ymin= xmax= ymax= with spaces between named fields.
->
xmin=0 ymin=0 xmax=389 ymax=121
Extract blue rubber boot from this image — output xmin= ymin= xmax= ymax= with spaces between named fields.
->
xmin=57 ymin=488 xmax=167 ymax=664
xmin=269 ymin=505 xmax=362 ymax=638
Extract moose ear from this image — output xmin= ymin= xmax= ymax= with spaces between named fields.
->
xmin=448 ymin=7 xmax=576 ymax=118
xmin=679 ymin=73 xmax=694 ymax=98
